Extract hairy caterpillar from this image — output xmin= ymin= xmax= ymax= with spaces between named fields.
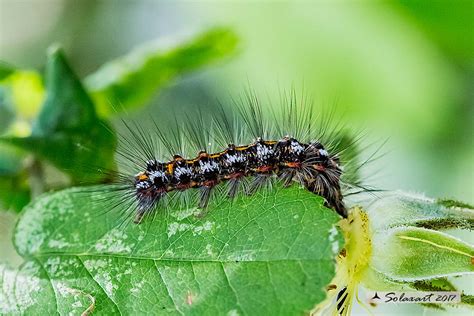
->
xmin=90 ymin=90 xmax=371 ymax=225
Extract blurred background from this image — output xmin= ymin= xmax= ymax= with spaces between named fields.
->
xmin=0 ymin=1 xmax=472 ymax=315
xmin=2 ymin=0 xmax=472 ymax=201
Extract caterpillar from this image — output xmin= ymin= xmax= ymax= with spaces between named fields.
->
xmin=91 ymin=90 xmax=370 ymax=225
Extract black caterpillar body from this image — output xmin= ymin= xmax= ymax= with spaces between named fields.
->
xmin=134 ymin=137 xmax=346 ymax=221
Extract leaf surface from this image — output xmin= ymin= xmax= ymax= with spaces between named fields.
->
xmin=8 ymin=186 xmax=342 ymax=315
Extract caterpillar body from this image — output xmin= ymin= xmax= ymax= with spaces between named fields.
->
xmin=135 ymin=137 xmax=345 ymax=222
xmin=95 ymin=91 xmax=367 ymax=225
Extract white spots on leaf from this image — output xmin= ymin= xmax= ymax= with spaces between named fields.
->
xmin=47 ymin=234 xmax=71 ymax=249
xmin=15 ymin=189 xmax=82 ymax=255
xmin=43 ymin=257 xmax=79 ymax=277
xmin=227 ymin=309 xmax=240 ymax=316
xmin=44 ymin=257 xmax=61 ymax=275
xmin=205 ymin=244 xmax=214 ymax=257
xmin=55 ymin=282 xmax=96 ymax=314
xmin=1 ymin=267 xmax=17 ymax=313
xmin=193 ymin=221 xmax=214 ymax=236
xmin=1 ymin=263 xmax=42 ymax=313
xmin=94 ymin=228 xmax=134 ymax=253
xmin=328 ymin=225 xmax=340 ymax=255
xmin=130 ymin=280 xmax=145 ymax=294
xmin=56 ymin=282 xmax=74 ymax=296
xmin=83 ymin=258 xmax=109 ymax=271
xmin=227 ymin=250 xmax=256 ymax=261
xmin=137 ymin=230 xmax=146 ymax=242
xmin=167 ymin=221 xmax=214 ymax=238
xmin=163 ymin=249 xmax=175 ymax=257
xmin=170 ymin=207 xmax=199 ymax=221
xmin=167 ymin=222 xmax=187 ymax=237
xmin=83 ymin=258 xmax=117 ymax=299
xmin=15 ymin=272 xmax=41 ymax=310
xmin=72 ymin=300 xmax=83 ymax=308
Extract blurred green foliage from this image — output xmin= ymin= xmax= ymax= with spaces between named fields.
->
xmin=86 ymin=28 xmax=238 ymax=116
xmin=0 ymin=27 xmax=238 ymax=212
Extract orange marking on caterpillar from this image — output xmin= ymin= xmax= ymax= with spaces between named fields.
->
xmin=138 ymin=173 xmax=148 ymax=181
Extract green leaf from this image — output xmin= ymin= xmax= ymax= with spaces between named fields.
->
xmin=1 ymin=46 xmax=116 ymax=182
xmin=10 ymin=186 xmax=342 ymax=314
xmin=0 ymin=86 xmax=15 ymax=134
xmin=0 ymin=172 xmax=30 ymax=213
xmin=0 ymin=62 xmax=14 ymax=81
xmin=371 ymin=226 xmax=474 ymax=281
xmin=85 ymin=28 xmax=238 ymax=116
xmin=0 ymin=143 xmax=29 ymax=212
xmin=0 ymin=262 xmax=57 ymax=314
xmin=366 ymin=191 xmax=474 ymax=231
xmin=354 ymin=192 xmax=474 ymax=311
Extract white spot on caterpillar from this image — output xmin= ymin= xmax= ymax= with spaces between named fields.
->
xmin=200 ymin=160 xmax=219 ymax=172
xmin=256 ymin=143 xmax=273 ymax=159
xmin=225 ymin=152 xmax=246 ymax=164
xmin=149 ymin=170 xmax=167 ymax=181
xmin=290 ymin=140 xmax=304 ymax=154
xmin=174 ymin=166 xmax=192 ymax=178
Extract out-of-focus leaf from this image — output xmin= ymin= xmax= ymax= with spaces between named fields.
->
xmin=10 ymin=186 xmax=342 ymax=314
xmin=6 ymin=71 xmax=44 ymax=121
xmin=0 ymin=46 xmax=116 ymax=182
xmin=371 ymin=226 xmax=473 ymax=281
xmin=366 ymin=192 xmax=474 ymax=231
xmin=0 ymin=86 xmax=15 ymax=134
xmin=0 ymin=142 xmax=29 ymax=212
xmin=0 ymin=67 xmax=44 ymax=134
xmin=0 ymin=62 xmax=14 ymax=81
xmin=0 ymin=143 xmax=25 ymax=176
xmin=85 ymin=28 xmax=238 ymax=116
xmin=396 ymin=0 xmax=473 ymax=62
xmin=0 ymin=175 xmax=30 ymax=213
xmin=361 ymin=192 xmax=473 ymax=304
